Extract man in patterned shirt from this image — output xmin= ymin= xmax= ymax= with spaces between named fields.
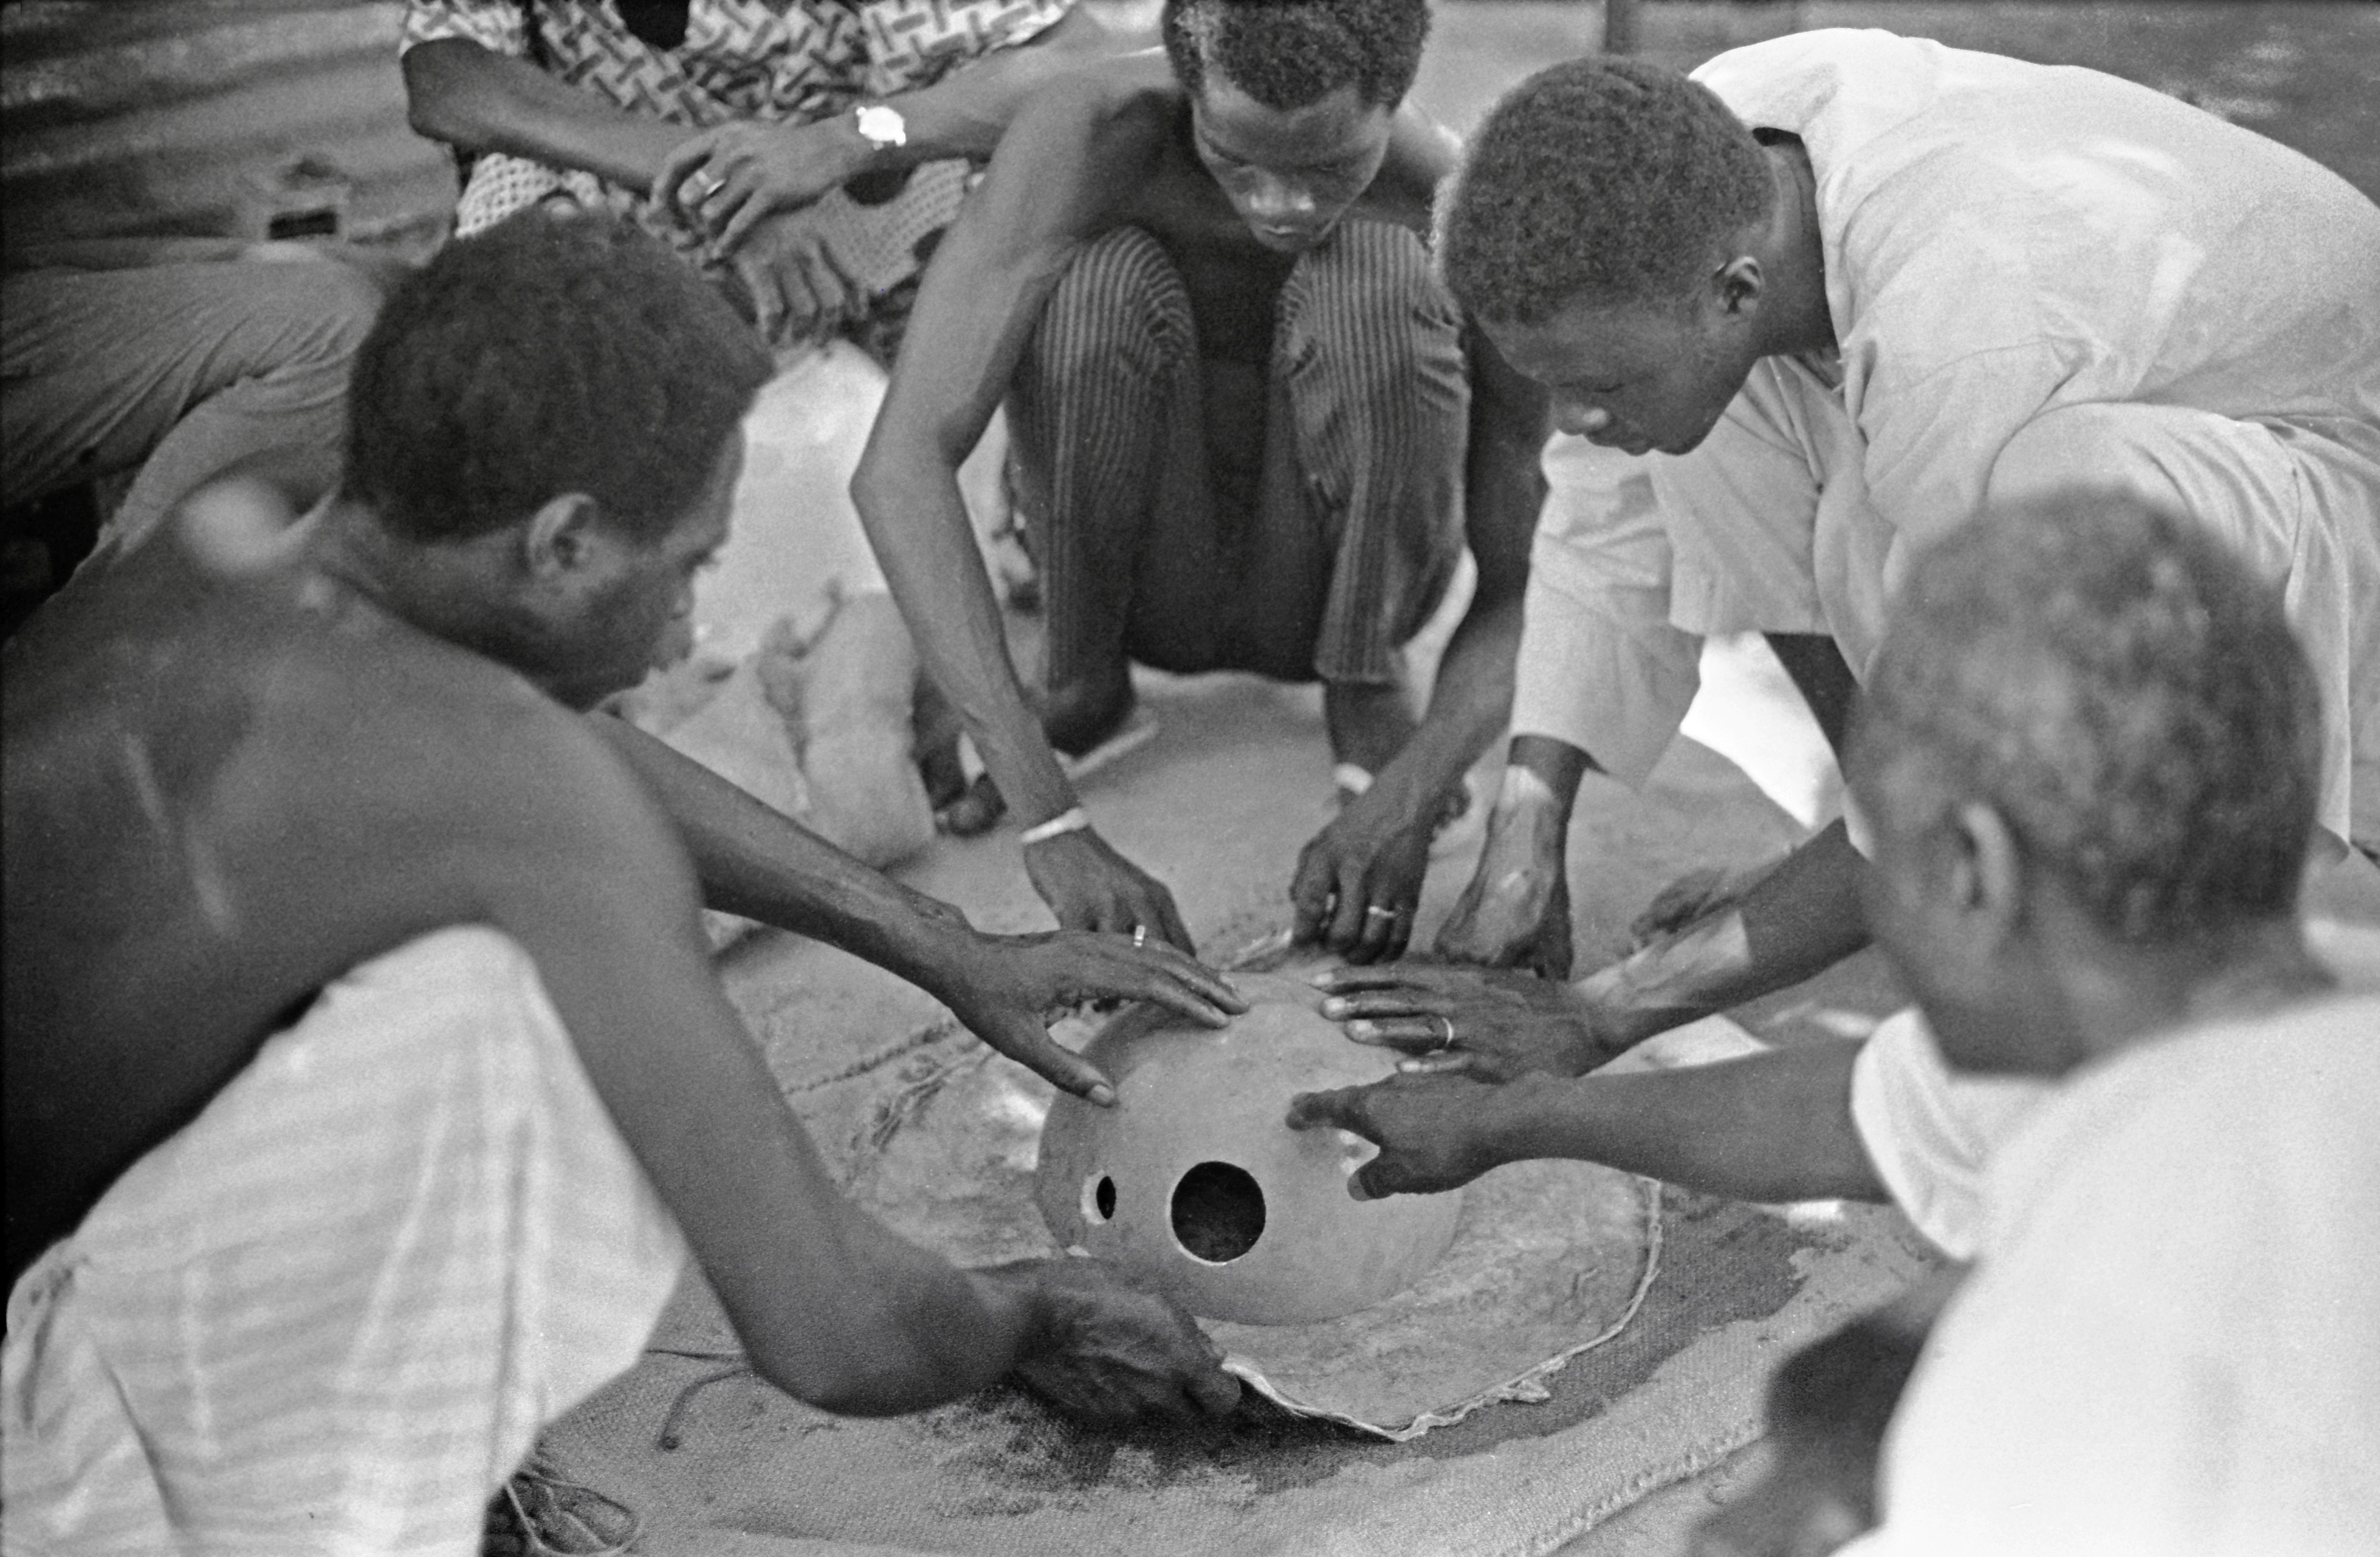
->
xmin=401 ymin=0 xmax=1120 ymax=349
xmin=401 ymin=1 xmax=1129 ymax=861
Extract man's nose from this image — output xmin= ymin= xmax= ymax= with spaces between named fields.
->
xmin=1247 ymin=178 xmax=1316 ymax=221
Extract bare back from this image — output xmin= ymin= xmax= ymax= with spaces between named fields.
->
xmin=1 ymin=509 xmax=692 ymax=1280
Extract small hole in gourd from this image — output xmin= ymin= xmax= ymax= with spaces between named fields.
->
xmin=1093 ymin=1175 xmax=1116 ymax=1220
xmin=1170 ymin=1161 xmax=1265 ymax=1263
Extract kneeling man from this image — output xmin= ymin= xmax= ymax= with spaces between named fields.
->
xmin=1430 ymin=35 xmax=2380 ymax=1000
xmin=2 ymin=212 xmax=1236 ymax=1553
xmin=854 ymin=0 xmax=1549 ymax=960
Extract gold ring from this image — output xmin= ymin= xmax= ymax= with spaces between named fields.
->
xmin=693 ymin=172 xmax=725 ymax=198
xmin=1364 ymin=904 xmax=1399 ymax=921
xmin=1131 ymin=925 xmax=1147 ymax=949
xmin=1433 ymin=1014 xmax=1455 ymax=1049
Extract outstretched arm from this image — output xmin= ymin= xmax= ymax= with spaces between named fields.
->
xmin=657 ymin=10 xmax=1133 ymax=249
xmin=479 ymin=715 xmax=1234 ymax=1419
xmin=1288 ymin=1038 xmax=1886 ymax=1205
xmin=1291 ymin=328 xmax=1549 ymax=961
xmin=404 ymin=11 xmax=1119 ymax=208
xmin=1569 ymin=820 xmax=1871 ymax=1049
xmin=402 ymin=38 xmax=696 ymax=194
xmin=596 ymin=716 xmax=1243 ymax=1101
xmin=1326 ymin=819 xmax=1875 ymax=1067
xmin=852 ymin=82 xmax=1190 ymax=944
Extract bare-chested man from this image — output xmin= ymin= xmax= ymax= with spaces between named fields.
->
xmin=853 ymin=0 xmax=1551 ymax=963
xmin=2 ymin=212 xmax=1238 ymax=1552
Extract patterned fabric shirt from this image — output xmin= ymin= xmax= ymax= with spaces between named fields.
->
xmin=401 ymin=0 xmax=1070 ymax=306
xmin=401 ymin=0 xmax=1073 ymax=126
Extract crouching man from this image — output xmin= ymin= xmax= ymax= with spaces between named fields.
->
xmin=853 ymin=0 xmax=1551 ymax=960
xmin=2 ymin=212 xmax=1237 ymax=1554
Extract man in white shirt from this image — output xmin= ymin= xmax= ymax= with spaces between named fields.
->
xmin=1697 ymin=493 xmax=2378 ymax=1555
xmin=1419 ymin=31 xmax=2380 ymax=1004
xmin=1293 ymin=33 xmax=2380 ymax=1258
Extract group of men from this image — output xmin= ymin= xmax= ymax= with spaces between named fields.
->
xmin=5 ymin=0 xmax=2377 ymax=1551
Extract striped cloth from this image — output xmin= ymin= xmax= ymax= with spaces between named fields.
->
xmin=1007 ymin=220 xmax=1469 ymax=692
xmin=2 ymin=927 xmax=688 ymax=1556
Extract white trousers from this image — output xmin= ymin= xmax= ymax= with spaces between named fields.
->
xmin=2 ymin=928 xmax=686 ymax=1557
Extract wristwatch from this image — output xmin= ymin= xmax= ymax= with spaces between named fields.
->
xmin=853 ymin=103 xmax=908 ymax=153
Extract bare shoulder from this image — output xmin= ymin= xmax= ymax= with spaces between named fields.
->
xmin=1353 ymin=103 xmax=1462 ymax=232
xmin=254 ymin=593 xmax=667 ymax=874
xmin=988 ymin=51 xmax=1179 ymax=201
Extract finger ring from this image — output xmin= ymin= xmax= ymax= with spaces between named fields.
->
xmin=1131 ymin=925 xmax=1147 ymax=948
xmin=1364 ymin=904 xmax=1398 ymax=921
xmin=1432 ymin=1014 xmax=1455 ymax=1050
xmin=692 ymin=172 xmax=724 ymax=198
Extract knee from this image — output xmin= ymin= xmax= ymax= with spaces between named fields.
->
xmin=1280 ymin=222 xmax=1459 ymax=376
xmin=1029 ymin=227 xmax=1192 ymax=380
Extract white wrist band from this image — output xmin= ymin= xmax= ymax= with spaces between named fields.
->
xmin=1019 ymin=806 xmax=1090 ymax=846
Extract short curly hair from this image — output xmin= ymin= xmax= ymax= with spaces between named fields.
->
xmin=346 ymin=209 xmax=772 ymax=544
xmin=1852 ymin=491 xmax=2321 ymax=945
xmin=1439 ymin=57 xmax=1772 ymax=324
xmin=1161 ymin=0 xmax=1429 ymax=112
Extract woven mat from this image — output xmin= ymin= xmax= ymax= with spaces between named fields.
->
xmin=537 ymin=1005 xmax=1938 ymax=1556
xmin=532 ymin=667 xmax=1935 ymax=1552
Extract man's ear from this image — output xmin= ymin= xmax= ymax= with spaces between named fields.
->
xmin=519 ymin=492 xmax=606 ymax=583
xmin=1947 ymin=799 xmax=2026 ymax=944
xmin=1712 ymin=253 xmax=1765 ymax=318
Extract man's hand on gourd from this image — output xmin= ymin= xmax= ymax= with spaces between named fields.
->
xmin=1284 ymin=1071 xmax=1513 ymax=1199
xmin=933 ymin=927 xmax=1246 ymax=1104
xmin=1312 ymin=962 xmax=1624 ymax=1080
xmin=1288 ymin=785 xmax=1440 ymax=965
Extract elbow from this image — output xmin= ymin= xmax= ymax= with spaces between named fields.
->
xmin=848 ymin=447 xmax=893 ymax=535
xmin=401 ymin=42 xmax=491 ymax=150
xmin=766 ymin=1364 xmax=920 ymax=1419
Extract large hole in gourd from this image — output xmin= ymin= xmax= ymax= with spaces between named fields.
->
xmin=1170 ymin=1161 xmax=1265 ymax=1264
